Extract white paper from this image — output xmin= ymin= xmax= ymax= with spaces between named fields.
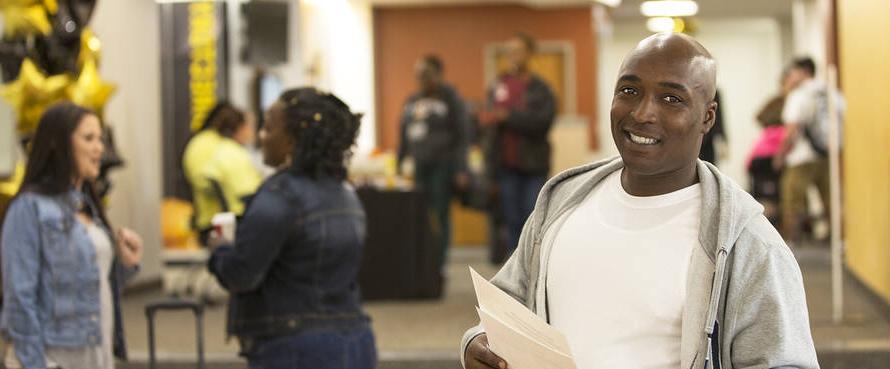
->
xmin=470 ymin=267 xmax=572 ymax=354
xmin=470 ymin=267 xmax=576 ymax=369
xmin=477 ymin=308 xmax=577 ymax=369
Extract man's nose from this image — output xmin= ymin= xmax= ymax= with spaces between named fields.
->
xmin=630 ymin=95 xmax=657 ymax=124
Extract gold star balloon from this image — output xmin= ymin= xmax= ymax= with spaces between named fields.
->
xmin=42 ymin=0 xmax=58 ymax=14
xmin=66 ymin=57 xmax=115 ymax=117
xmin=0 ymin=160 xmax=25 ymax=201
xmin=0 ymin=1 xmax=52 ymax=36
xmin=0 ymin=58 xmax=70 ymax=134
xmin=77 ymin=27 xmax=102 ymax=69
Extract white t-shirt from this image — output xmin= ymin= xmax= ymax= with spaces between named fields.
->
xmin=547 ymin=170 xmax=701 ymax=369
xmin=782 ymin=79 xmax=823 ymax=167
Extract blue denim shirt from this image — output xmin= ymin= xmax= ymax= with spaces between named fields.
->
xmin=209 ymin=171 xmax=369 ymax=339
xmin=1 ymin=189 xmax=134 ymax=369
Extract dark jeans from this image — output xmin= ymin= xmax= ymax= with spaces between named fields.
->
xmin=415 ymin=162 xmax=455 ymax=266
xmin=246 ymin=326 xmax=377 ymax=369
xmin=499 ymin=168 xmax=546 ymax=256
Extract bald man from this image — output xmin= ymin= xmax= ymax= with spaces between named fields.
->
xmin=461 ymin=34 xmax=818 ymax=369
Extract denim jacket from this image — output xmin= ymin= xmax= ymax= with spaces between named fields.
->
xmin=209 ymin=171 xmax=369 ymax=340
xmin=1 ymin=189 xmax=135 ymax=369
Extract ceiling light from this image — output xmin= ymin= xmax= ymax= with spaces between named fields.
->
xmin=646 ymin=17 xmax=676 ymax=33
xmin=593 ymin=0 xmax=622 ymax=7
xmin=640 ymin=0 xmax=698 ymax=17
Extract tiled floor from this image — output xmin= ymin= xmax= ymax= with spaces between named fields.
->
xmin=118 ymin=244 xmax=890 ymax=368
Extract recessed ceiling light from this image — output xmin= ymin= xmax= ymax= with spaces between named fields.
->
xmin=641 ymin=0 xmax=699 ymax=17
xmin=593 ymin=0 xmax=622 ymax=7
xmin=646 ymin=17 xmax=677 ymax=33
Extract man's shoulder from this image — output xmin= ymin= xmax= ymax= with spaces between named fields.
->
xmin=731 ymin=215 xmax=796 ymax=269
xmin=528 ymin=74 xmax=554 ymax=93
xmin=789 ymin=79 xmax=825 ymax=103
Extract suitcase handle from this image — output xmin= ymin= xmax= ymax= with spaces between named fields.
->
xmin=145 ymin=298 xmax=206 ymax=369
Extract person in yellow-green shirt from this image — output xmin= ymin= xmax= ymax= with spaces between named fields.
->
xmin=183 ymin=102 xmax=262 ymax=245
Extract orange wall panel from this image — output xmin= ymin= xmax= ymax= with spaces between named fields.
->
xmin=373 ymin=4 xmax=598 ymax=151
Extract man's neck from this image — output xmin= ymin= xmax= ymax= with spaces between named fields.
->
xmin=421 ymin=85 xmax=442 ymax=97
xmin=511 ymin=65 xmax=530 ymax=79
xmin=620 ymin=163 xmax=699 ymax=197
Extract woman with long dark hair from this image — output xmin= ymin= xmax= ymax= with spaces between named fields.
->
xmin=1 ymin=102 xmax=143 ymax=369
xmin=208 ymin=88 xmax=376 ymax=369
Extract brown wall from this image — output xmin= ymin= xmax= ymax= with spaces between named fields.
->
xmin=373 ymin=4 xmax=598 ymax=151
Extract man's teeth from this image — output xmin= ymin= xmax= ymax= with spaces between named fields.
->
xmin=629 ymin=132 xmax=659 ymax=145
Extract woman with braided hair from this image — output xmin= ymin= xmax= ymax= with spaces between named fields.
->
xmin=208 ymin=88 xmax=376 ymax=369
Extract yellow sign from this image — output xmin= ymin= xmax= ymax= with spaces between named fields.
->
xmin=188 ymin=2 xmax=218 ymax=132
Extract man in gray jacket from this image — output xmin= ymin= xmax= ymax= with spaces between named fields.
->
xmin=461 ymin=33 xmax=819 ymax=369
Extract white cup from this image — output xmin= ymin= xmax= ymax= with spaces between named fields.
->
xmin=210 ymin=212 xmax=236 ymax=242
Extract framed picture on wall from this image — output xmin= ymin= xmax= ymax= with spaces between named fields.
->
xmin=483 ymin=41 xmax=577 ymax=116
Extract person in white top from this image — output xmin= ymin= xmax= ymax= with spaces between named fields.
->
xmin=773 ymin=57 xmax=839 ymax=244
xmin=462 ymin=33 xmax=818 ymax=369
xmin=548 ymin=169 xmax=701 ymax=369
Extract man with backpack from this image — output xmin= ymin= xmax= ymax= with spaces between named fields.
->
xmin=774 ymin=57 xmax=845 ymax=245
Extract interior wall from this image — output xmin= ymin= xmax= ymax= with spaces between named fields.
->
xmin=792 ymin=0 xmax=828 ymax=77
xmin=838 ymin=0 xmax=890 ymax=305
xmin=225 ymin=0 xmax=304 ymax=111
xmin=92 ymin=0 xmax=163 ymax=283
xmin=300 ymin=0 xmax=376 ymax=153
xmin=373 ymin=4 xmax=598 ymax=152
xmin=596 ymin=18 xmax=785 ymax=186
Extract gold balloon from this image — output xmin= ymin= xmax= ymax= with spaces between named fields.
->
xmin=0 ymin=160 xmax=25 ymax=218
xmin=0 ymin=3 xmax=52 ymax=36
xmin=0 ymin=59 xmax=70 ymax=134
xmin=0 ymin=160 xmax=25 ymax=199
xmin=67 ymin=57 xmax=116 ymax=117
xmin=78 ymin=27 xmax=102 ymax=69
xmin=42 ymin=0 xmax=58 ymax=14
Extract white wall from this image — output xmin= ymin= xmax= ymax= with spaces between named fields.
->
xmin=792 ymin=0 xmax=828 ymax=77
xmin=225 ymin=0 xmax=305 ymax=110
xmin=298 ymin=0 xmax=376 ymax=153
xmin=92 ymin=0 xmax=163 ymax=284
xmin=596 ymin=18 xmax=786 ymax=186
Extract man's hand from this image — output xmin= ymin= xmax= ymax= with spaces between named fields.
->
xmin=465 ymin=334 xmax=508 ymax=369
xmin=478 ymin=108 xmax=508 ymax=126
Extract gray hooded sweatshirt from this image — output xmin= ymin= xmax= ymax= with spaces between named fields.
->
xmin=461 ymin=157 xmax=819 ymax=369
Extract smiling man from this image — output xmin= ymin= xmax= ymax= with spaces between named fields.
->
xmin=460 ymin=33 xmax=819 ymax=369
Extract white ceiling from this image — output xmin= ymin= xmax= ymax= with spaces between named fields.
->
xmin=369 ymin=0 xmax=793 ymax=19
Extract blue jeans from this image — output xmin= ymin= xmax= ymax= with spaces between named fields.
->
xmin=499 ymin=169 xmax=546 ymax=256
xmin=246 ymin=326 xmax=377 ymax=369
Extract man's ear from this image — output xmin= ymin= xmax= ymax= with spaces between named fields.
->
xmin=702 ymin=100 xmax=718 ymax=134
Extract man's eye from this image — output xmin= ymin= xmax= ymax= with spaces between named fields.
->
xmin=663 ymin=95 xmax=682 ymax=104
xmin=619 ymin=87 xmax=637 ymax=95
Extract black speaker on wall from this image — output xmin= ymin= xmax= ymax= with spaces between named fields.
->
xmin=242 ymin=1 xmax=289 ymax=66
